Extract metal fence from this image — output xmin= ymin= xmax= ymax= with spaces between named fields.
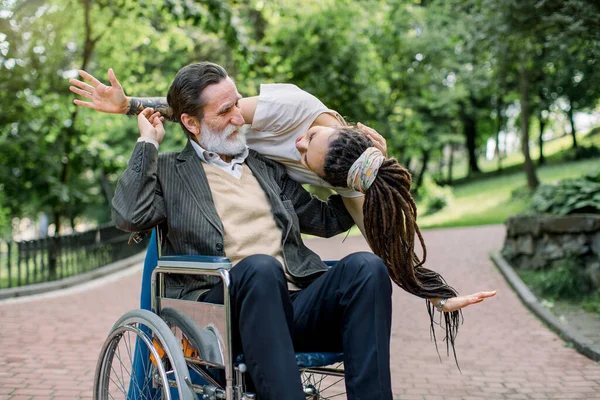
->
xmin=0 ymin=224 xmax=148 ymax=289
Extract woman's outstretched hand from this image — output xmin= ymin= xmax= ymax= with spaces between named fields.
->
xmin=69 ymin=69 xmax=129 ymax=114
xmin=435 ymin=291 xmax=497 ymax=312
xmin=138 ymin=108 xmax=165 ymax=144
xmin=357 ymin=122 xmax=387 ymax=157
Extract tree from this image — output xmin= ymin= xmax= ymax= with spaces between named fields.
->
xmin=0 ymin=0 xmax=245 ymax=240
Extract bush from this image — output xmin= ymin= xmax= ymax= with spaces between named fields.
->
xmin=582 ymin=291 xmax=600 ymax=314
xmin=416 ymin=175 xmax=454 ymax=216
xmin=562 ymin=145 xmax=600 ymax=161
xmin=529 ymin=171 xmax=600 ymax=215
xmin=520 ymin=258 xmax=591 ymax=300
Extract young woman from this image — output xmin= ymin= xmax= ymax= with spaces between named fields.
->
xmin=70 ymin=67 xmax=495 ymax=358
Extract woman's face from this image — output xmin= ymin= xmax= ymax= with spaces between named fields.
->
xmin=295 ymin=126 xmax=338 ymax=177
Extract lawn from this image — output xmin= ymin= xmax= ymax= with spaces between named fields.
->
xmin=416 ymin=157 xmax=600 ymax=229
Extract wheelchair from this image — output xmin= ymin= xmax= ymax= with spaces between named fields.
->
xmin=93 ymin=230 xmax=346 ymax=400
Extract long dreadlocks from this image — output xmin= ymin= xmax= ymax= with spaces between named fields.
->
xmin=322 ymin=127 xmax=462 ymax=364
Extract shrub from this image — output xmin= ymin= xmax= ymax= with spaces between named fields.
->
xmin=529 ymin=171 xmax=600 ymax=215
xmin=520 ymin=258 xmax=591 ymax=300
xmin=562 ymin=145 xmax=600 ymax=161
xmin=416 ymin=175 xmax=453 ymax=216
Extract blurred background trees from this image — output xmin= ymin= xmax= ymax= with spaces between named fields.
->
xmin=1 ymin=0 xmax=599 ymax=239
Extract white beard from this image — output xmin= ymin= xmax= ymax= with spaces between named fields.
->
xmin=198 ymin=122 xmax=248 ymax=156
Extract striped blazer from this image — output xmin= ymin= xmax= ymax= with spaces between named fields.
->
xmin=112 ymin=140 xmax=355 ymax=299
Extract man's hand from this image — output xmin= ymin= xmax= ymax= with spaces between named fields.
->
xmin=357 ymin=122 xmax=387 ymax=157
xmin=434 ymin=291 xmax=497 ymax=313
xmin=138 ymin=108 xmax=165 ymax=144
xmin=69 ymin=69 xmax=130 ymax=114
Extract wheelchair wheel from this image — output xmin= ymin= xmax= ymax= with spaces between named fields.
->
xmin=161 ymin=307 xmax=224 ymax=367
xmin=301 ymin=363 xmax=346 ymax=400
xmin=93 ymin=309 xmax=196 ymax=400
xmin=161 ymin=307 xmax=226 ymax=390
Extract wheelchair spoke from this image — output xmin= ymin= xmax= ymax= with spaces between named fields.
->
xmin=320 ymin=391 xmax=347 ymax=399
xmin=113 ymin=343 xmax=131 ymax=392
xmin=107 ymin=367 xmax=127 ymax=396
xmin=318 ymin=376 xmax=345 ymax=394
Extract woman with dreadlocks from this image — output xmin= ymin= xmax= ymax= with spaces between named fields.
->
xmin=70 ymin=68 xmax=496 ymax=358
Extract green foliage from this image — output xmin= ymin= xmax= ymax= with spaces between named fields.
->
xmin=519 ymin=258 xmax=591 ymax=300
xmin=415 ymin=175 xmax=453 ymax=216
xmin=1 ymin=0 xmax=599 ymax=237
xmin=562 ymin=145 xmax=600 ymax=162
xmin=530 ymin=172 xmax=600 ymax=215
xmin=581 ymin=291 xmax=600 ymax=314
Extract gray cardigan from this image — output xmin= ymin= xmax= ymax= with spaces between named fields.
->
xmin=112 ymin=140 xmax=355 ymax=299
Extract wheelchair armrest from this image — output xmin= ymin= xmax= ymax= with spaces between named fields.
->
xmin=158 ymin=255 xmax=232 ymax=270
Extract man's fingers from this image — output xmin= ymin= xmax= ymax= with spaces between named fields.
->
xmin=107 ymin=68 xmax=122 ymax=88
xmin=140 ymin=108 xmax=154 ymax=118
xmin=69 ymin=86 xmax=93 ymax=100
xmin=69 ymin=78 xmax=95 ymax=92
xmin=79 ymin=69 xmax=102 ymax=87
xmin=73 ymin=99 xmax=98 ymax=110
xmin=149 ymin=111 xmax=161 ymax=121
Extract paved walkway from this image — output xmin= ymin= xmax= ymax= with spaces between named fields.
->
xmin=0 ymin=225 xmax=599 ymax=400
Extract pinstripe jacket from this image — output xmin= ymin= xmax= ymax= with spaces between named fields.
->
xmin=112 ymin=140 xmax=355 ymax=299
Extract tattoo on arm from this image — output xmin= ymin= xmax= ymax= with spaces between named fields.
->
xmin=127 ymin=97 xmax=177 ymax=122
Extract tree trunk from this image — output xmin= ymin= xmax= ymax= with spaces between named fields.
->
xmin=447 ymin=143 xmax=455 ymax=185
xmin=567 ymin=102 xmax=578 ymax=149
xmin=538 ymin=114 xmax=546 ymax=165
xmin=519 ymin=60 xmax=539 ymax=190
xmin=495 ymin=98 xmax=503 ymax=171
xmin=48 ymin=211 xmax=60 ymax=280
xmin=415 ymin=148 xmax=430 ymax=190
xmin=460 ymin=103 xmax=480 ymax=176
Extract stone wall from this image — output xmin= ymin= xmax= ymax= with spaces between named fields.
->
xmin=502 ymin=214 xmax=600 ymax=289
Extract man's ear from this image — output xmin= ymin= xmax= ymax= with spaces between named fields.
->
xmin=180 ymin=113 xmax=201 ymax=136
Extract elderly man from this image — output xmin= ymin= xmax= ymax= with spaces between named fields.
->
xmin=74 ymin=62 xmax=393 ymax=400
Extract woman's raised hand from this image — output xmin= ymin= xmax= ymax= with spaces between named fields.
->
xmin=137 ymin=108 xmax=165 ymax=144
xmin=69 ymin=69 xmax=129 ymax=114
xmin=439 ymin=291 xmax=497 ymax=312
xmin=357 ymin=122 xmax=387 ymax=157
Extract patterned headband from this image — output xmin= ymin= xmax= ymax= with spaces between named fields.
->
xmin=347 ymin=147 xmax=385 ymax=193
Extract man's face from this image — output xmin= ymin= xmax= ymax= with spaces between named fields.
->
xmin=196 ymin=77 xmax=247 ymax=155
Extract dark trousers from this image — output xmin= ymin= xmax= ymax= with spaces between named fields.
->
xmin=201 ymin=252 xmax=393 ymax=400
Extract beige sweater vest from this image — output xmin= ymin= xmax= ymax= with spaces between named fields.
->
xmin=202 ymin=163 xmax=300 ymax=290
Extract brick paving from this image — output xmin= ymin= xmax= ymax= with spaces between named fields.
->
xmin=0 ymin=225 xmax=599 ymax=399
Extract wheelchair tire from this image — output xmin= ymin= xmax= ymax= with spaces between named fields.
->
xmin=93 ymin=309 xmax=196 ymax=400
xmin=160 ymin=307 xmax=224 ymax=367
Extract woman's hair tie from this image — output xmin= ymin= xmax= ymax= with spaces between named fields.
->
xmin=346 ymin=147 xmax=385 ymax=193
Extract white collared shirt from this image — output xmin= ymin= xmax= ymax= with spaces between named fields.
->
xmin=189 ymin=140 xmax=249 ymax=179
xmin=137 ymin=137 xmax=249 ymax=179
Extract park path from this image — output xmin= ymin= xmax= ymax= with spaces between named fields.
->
xmin=1 ymin=225 xmax=599 ymax=400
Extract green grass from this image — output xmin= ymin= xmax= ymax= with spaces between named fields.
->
xmin=518 ymin=265 xmax=600 ymax=315
xmin=417 ymin=157 xmax=600 ymax=229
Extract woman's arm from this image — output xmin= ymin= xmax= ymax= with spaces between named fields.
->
xmin=70 ymin=68 xmax=259 ymax=124
xmin=342 ymin=197 xmax=366 ymax=237
xmin=429 ymin=291 xmax=497 ymax=312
